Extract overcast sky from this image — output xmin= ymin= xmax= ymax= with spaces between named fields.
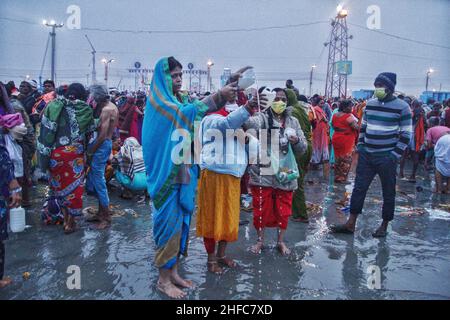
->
xmin=0 ymin=0 xmax=449 ymax=96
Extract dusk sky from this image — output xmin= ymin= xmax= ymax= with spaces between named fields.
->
xmin=1 ymin=0 xmax=449 ymax=96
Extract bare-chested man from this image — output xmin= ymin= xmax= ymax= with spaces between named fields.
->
xmin=86 ymin=84 xmax=118 ymax=229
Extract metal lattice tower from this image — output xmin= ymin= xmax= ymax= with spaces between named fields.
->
xmin=324 ymin=10 xmax=352 ymax=98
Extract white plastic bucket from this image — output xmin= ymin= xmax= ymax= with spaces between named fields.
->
xmin=9 ymin=207 xmax=26 ymax=233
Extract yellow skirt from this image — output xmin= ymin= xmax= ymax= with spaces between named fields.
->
xmin=196 ymin=169 xmax=241 ymax=242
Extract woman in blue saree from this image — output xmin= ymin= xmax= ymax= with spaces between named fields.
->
xmin=142 ymin=56 xmax=247 ymax=298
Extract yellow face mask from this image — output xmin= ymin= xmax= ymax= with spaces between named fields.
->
xmin=374 ymin=88 xmax=387 ymax=100
xmin=271 ymin=101 xmax=287 ymax=114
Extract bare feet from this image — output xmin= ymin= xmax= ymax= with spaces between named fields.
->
xmin=0 ymin=277 xmax=12 ymax=288
xmin=372 ymin=221 xmax=389 ymax=238
xmin=64 ymin=216 xmax=77 ymax=234
xmin=217 ymin=256 xmax=237 ymax=268
xmin=96 ymin=207 xmax=111 ymax=230
xmin=207 ymin=261 xmax=223 ymax=274
xmin=250 ymin=241 xmax=264 ymax=254
xmin=277 ymin=242 xmax=291 ymax=255
xmin=372 ymin=227 xmax=387 ymax=238
xmin=157 ymin=280 xmax=186 ymax=299
xmin=171 ymin=273 xmax=194 ymax=288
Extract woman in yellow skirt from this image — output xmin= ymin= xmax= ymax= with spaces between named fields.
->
xmin=197 ymin=96 xmax=258 ymax=274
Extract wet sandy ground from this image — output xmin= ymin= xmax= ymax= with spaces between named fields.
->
xmin=1 ymin=162 xmax=449 ymax=300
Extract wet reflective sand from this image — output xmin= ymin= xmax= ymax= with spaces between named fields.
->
xmin=1 ymin=164 xmax=449 ymax=300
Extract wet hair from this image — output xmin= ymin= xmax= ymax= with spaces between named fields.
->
xmin=258 ymin=86 xmax=266 ymax=94
xmin=43 ymin=79 xmax=55 ymax=87
xmin=429 ymin=117 xmax=440 ymax=127
xmin=168 ymin=56 xmax=183 ymax=71
xmin=65 ymin=83 xmax=87 ymax=101
xmin=89 ymin=84 xmax=110 ymax=104
xmin=4 ymin=82 xmax=14 ymax=96
xmin=57 ymin=85 xmax=68 ymax=96
xmin=272 ymin=88 xmax=286 ymax=95
xmin=298 ymin=95 xmax=308 ymax=103
xmin=433 ymin=102 xmax=442 ymax=110
xmin=411 ymin=99 xmax=422 ymax=108
xmin=338 ymin=99 xmax=353 ymax=112
xmin=311 ymin=95 xmax=321 ymax=105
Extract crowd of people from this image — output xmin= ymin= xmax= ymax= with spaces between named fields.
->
xmin=0 ymin=59 xmax=449 ymax=298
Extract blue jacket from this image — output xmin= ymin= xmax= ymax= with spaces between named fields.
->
xmin=199 ymin=106 xmax=251 ymax=177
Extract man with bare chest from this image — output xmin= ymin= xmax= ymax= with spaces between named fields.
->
xmin=86 ymin=85 xmax=119 ymax=229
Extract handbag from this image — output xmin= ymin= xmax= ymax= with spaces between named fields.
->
xmin=4 ymin=133 xmax=24 ymax=178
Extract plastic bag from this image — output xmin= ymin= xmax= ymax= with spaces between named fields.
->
xmin=271 ymin=144 xmax=300 ymax=184
xmin=4 ymin=133 xmax=24 ymax=178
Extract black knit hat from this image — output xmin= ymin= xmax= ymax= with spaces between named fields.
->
xmin=374 ymin=72 xmax=397 ymax=92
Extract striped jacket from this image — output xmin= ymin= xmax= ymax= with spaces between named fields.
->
xmin=358 ymin=97 xmax=412 ymax=159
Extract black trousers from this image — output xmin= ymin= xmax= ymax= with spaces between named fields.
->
xmin=350 ymin=150 xmax=398 ymax=221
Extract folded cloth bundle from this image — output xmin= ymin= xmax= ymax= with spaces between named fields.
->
xmin=0 ymin=112 xmax=24 ymax=128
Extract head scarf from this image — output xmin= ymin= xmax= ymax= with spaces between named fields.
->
xmin=286 ymin=88 xmax=311 ymax=143
xmin=142 ymin=57 xmax=209 ymax=209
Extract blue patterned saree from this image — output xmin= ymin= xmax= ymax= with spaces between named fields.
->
xmin=142 ymin=57 xmax=208 ymax=269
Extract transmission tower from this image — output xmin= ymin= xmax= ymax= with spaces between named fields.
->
xmin=324 ymin=6 xmax=353 ymax=98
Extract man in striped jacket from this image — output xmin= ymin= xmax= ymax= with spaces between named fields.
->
xmin=331 ymin=72 xmax=412 ymax=238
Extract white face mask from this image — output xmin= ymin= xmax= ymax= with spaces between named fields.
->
xmin=225 ymin=103 xmax=239 ymax=113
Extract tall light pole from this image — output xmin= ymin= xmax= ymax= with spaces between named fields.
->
xmin=426 ymin=68 xmax=434 ymax=92
xmin=324 ymin=4 xmax=352 ymax=98
xmin=207 ymin=59 xmax=214 ymax=92
xmin=309 ymin=64 xmax=316 ymax=97
xmin=43 ymin=19 xmax=64 ymax=82
xmin=85 ymin=34 xmax=97 ymax=85
xmin=102 ymin=58 xmax=115 ymax=89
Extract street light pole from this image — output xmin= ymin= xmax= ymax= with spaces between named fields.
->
xmin=309 ymin=64 xmax=316 ymax=97
xmin=102 ymin=58 xmax=115 ymax=89
xmin=426 ymin=68 xmax=434 ymax=92
xmin=207 ymin=59 xmax=214 ymax=92
xmin=43 ymin=19 xmax=64 ymax=82
xmin=85 ymin=35 xmax=97 ymax=85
